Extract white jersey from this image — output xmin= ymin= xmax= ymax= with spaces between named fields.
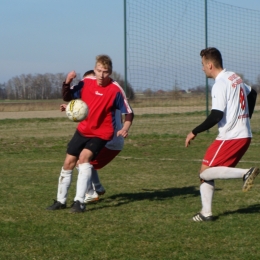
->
xmin=212 ymin=69 xmax=252 ymax=140
xmin=105 ymin=109 xmax=124 ymax=150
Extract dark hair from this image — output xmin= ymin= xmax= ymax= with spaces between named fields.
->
xmin=200 ymin=47 xmax=223 ymax=69
xmin=83 ymin=70 xmax=95 ymax=77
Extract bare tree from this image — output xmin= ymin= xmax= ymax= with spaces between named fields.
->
xmin=3 ymin=71 xmax=137 ymax=100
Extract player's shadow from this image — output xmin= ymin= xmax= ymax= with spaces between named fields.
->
xmin=87 ymin=186 xmax=200 ymax=211
xmin=219 ymin=204 xmax=260 ymax=217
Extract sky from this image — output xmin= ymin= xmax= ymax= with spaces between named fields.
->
xmin=0 ymin=0 xmax=260 ymax=84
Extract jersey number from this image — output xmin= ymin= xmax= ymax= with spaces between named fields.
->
xmin=239 ymin=87 xmax=246 ymax=110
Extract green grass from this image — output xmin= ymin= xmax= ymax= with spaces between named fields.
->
xmin=1 ymin=116 xmax=260 ymax=259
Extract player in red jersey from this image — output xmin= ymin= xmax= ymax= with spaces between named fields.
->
xmin=59 ymin=70 xmax=123 ymax=203
xmin=47 ymin=55 xmax=134 ymax=213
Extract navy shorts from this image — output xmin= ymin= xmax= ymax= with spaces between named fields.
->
xmin=67 ymin=130 xmax=107 ymax=159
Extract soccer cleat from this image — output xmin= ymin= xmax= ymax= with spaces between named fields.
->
xmin=70 ymin=200 xmax=86 ymax=213
xmin=84 ymin=191 xmax=99 ymax=203
xmin=95 ymin=186 xmax=106 ymax=196
xmin=192 ymin=213 xmax=213 ymax=222
xmin=46 ymin=199 xmax=66 ymax=210
xmin=242 ymin=167 xmax=259 ymax=192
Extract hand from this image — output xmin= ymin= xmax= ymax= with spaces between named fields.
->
xmin=185 ymin=132 xmax=196 ymax=147
xmin=117 ymin=129 xmax=129 ymax=138
xmin=65 ymin=70 xmax=77 ymax=84
xmin=60 ymin=104 xmax=67 ymax=112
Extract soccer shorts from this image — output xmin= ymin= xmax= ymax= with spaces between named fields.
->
xmin=202 ymin=138 xmax=251 ymax=167
xmin=90 ymin=147 xmax=121 ymax=170
xmin=67 ymin=130 xmax=107 ymax=159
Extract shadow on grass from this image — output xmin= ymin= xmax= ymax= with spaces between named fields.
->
xmin=220 ymin=204 xmax=260 ymax=216
xmin=88 ymin=186 xmax=200 ymax=210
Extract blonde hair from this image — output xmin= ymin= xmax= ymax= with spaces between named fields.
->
xmin=95 ymin=55 xmax=113 ymax=73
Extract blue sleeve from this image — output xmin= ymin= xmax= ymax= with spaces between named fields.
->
xmin=71 ymin=81 xmax=84 ymax=99
xmin=113 ymin=92 xmax=132 ymax=114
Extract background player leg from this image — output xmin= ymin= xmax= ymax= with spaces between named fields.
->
xmin=92 ymin=168 xmax=106 ymax=195
xmin=84 ymin=168 xmax=101 ymax=203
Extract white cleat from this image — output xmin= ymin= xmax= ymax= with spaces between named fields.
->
xmin=84 ymin=191 xmax=99 ymax=203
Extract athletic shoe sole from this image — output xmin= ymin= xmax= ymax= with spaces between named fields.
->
xmin=242 ymin=167 xmax=259 ymax=192
xmin=85 ymin=197 xmax=99 ymax=203
xmin=192 ymin=212 xmax=213 ymax=222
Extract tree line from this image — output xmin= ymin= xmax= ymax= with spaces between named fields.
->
xmin=0 ymin=71 xmax=135 ymax=101
xmin=1 ymin=72 xmax=259 ymax=101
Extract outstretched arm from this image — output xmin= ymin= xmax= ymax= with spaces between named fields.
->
xmin=185 ymin=109 xmax=223 ymax=147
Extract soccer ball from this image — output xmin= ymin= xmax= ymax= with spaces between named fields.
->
xmin=66 ymin=99 xmax=89 ymax=122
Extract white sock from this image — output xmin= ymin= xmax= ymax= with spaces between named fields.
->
xmin=200 ymin=167 xmax=248 ymax=181
xmin=74 ymin=163 xmax=93 ymax=203
xmin=75 ymin=166 xmax=95 ymax=196
xmin=200 ymin=180 xmax=214 ymax=217
xmin=57 ymin=167 xmax=73 ymax=204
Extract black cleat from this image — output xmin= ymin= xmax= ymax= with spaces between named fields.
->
xmin=46 ymin=200 xmax=66 ymax=210
xmin=70 ymin=200 xmax=86 ymax=213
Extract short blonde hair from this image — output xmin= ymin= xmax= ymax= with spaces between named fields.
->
xmin=95 ymin=55 xmax=113 ymax=73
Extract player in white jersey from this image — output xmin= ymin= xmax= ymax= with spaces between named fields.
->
xmin=185 ymin=47 xmax=258 ymax=222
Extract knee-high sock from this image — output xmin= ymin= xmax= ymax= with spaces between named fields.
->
xmin=57 ymin=167 xmax=73 ymax=204
xmin=76 ymin=165 xmax=95 ymax=195
xmin=74 ymin=163 xmax=93 ymax=203
xmin=200 ymin=167 xmax=248 ymax=181
xmin=200 ymin=180 xmax=215 ymax=217
xmin=92 ymin=168 xmax=102 ymax=191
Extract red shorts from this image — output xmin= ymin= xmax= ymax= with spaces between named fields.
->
xmin=90 ymin=147 xmax=121 ymax=170
xmin=202 ymin=138 xmax=251 ymax=167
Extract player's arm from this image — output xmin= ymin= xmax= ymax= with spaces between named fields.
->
xmin=247 ymin=88 xmax=257 ymax=119
xmin=62 ymin=71 xmax=77 ymax=102
xmin=118 ymin=113 xmax=134 ymax=138
xmin=62 ymin=82 xmax=73 ymax=102
xmin=192 ymin=109 xmax=223 ymax=135
xmin=185 ymin=109 xmax=223 ymax=147
xmin=114 ymin=92 xmax=134 ymax=138
xmin=62 ymin=71 xmax=85 ymax=101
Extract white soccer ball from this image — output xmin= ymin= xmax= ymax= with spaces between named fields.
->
xmin=66 ymin=99 xmax=89 ymax=122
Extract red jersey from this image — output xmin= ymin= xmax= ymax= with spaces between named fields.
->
xmin=75 ymin=77 xmax=132 ymax=140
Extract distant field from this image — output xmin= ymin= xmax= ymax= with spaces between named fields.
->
xmin=0 ymin=95 xmax=211 ymax=111
xmin=1 ymin=94 xmax=260 ymax=110
xmin=1 ymin=98 xmax=260 ymax=134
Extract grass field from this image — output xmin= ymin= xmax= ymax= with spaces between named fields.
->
xmin=1 ymin=112 xmax=260 ymax=259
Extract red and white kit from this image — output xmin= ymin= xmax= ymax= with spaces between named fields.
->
xmin=203 ymin=69 xmax=252 ymax=167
